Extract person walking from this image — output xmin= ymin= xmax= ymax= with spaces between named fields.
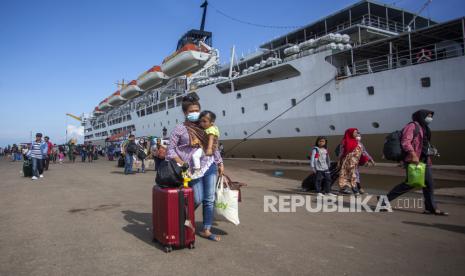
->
xmin=43 ymin=136 xmax=53 ymax=170
xmin=167 ymin=94 xmax=224 ymax=242
xmin=382 ymin=109 xmax=447 ymax=215
xmin=123 ymin=135 xmax=137 ymax=175
xmin=29 ymin=133 xmax=46 ymax=180
xmin=338 ymin=128 xmax=363 ymax=195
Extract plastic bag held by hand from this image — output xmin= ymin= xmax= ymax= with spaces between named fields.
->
xmin=214 ymin=176 xmax=240 ymax=225
xmin=406 ymin=162 xmax=426 ymax=188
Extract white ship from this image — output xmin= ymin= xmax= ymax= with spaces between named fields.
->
xmin=82 ymin=0 xmax=465 ymax=164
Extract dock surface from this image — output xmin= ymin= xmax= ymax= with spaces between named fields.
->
xmin=1 ymin=158 xmax=465 ymax=275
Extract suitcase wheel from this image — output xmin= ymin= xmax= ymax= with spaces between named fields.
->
xmin=188 ymin=243 xmax=195 ymax=249
xmin=164 ymin=246 xmax=173 ymax=253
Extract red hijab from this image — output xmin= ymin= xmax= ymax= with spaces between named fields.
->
xmin=341 ymin=128 xmax=359 ymax=157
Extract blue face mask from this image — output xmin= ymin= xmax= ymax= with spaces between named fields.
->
xmin=187 ymin=112 xmax=200 ymax=122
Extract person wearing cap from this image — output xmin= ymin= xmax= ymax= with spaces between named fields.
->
xmin=28 ymin=133 xmax=47 ymax=180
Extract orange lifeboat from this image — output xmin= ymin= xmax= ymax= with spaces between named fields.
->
xmin=120 ymin=80 xmax=142 ymax=99
xmin=98 ymin=98 xmax=112 ymax=111
xmin=137 ymin=65 xmax=169 ymax=90
xmin=108 ymin=90 xmax=127 ymax=106
xmin=161 ymin=43 xmax=211 ymax=77
xmin=93 ymin=107 xmax=104 ymax=116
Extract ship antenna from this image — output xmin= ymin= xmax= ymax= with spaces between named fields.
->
xmin=406 ymin=0 xmax=432 ymax=32
xmin=200 ymin=0 xmax=208 ymax=31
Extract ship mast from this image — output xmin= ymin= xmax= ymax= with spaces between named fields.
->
xmin=200 ymin=0 xmax=208 ymax=32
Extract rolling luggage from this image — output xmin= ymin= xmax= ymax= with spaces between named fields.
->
xmin=301 ymin=162 xmax=340 ymax=191
xmin=152 ymin=185 xmax=195 ymax=252
xmin=23 ymin=158 xmax=33 ymax=177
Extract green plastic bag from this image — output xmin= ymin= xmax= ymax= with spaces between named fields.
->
xmin=406 ymin=162 xmax=426 ymax=188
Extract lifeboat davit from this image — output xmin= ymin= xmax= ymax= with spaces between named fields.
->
xmin=161 ymin=43 xmax=211 ymax=77
xmin=120 ymin=80 xmax=142 ymax=99
xmin=98 ymin=98 xmax=112 ymax=111
xmin=137 ymin=65 xmax=169 ymax=90
xmin=93 ymin=107 xmax=104 ymax=116
xmin=108 ymin=90 xmax=126 ymax=106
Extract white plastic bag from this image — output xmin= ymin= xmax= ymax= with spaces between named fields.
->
xmin=215 ymin=176 xmax=240 ymax=225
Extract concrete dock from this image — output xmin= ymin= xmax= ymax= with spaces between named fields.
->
xmin=1 ymin=158 xmax=465 ymax=275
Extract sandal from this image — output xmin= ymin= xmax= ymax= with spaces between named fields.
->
xmin=201 ymin=233 xmax=221 ymax=242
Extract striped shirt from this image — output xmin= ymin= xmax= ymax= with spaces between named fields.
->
xmin=30 ymin=142 xmax=44 ymax=159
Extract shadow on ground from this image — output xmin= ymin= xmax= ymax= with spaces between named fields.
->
xmin=402 ymin=221 xmax=465 ymax=235
xmin=121 ymin=210 xmax=228 ymax=251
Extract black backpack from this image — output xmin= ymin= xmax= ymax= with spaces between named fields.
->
xmin=155 ymin=160 xmax=184 ymax=188
xmin=137 ymin=145 xmax=147 ymax=160
xmin=126 ymin=142 xmax=137 ymax=154
xmin=383 ymin=122 xmax=420 ymax=161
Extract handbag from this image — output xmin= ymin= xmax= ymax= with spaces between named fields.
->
xmin=215 ymin=176 xmax=240 ymax=225
xmin=406 ymin=162 xmax=426 ymax=188
xmin=155 ymin=159 xmax=183 ymax=188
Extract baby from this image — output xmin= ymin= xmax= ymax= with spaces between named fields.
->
xmin=191 ymin=110 xmax=219 ymax=178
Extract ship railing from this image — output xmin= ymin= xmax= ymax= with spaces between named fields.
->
xmin=339 ymin=38 xmax=464 ymax=77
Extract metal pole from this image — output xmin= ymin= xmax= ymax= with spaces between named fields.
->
xmin=385 ymin=6 xmax=389 ymax=30
xmin=462 ymin=18 xmax=465 ymax=56
xmin=389 ymin=41 xmax=393 ymax=69
xmin=349 ymin=9 xmax=352 ymax=26
xmin=304 ymin=28 xmax=307 ymax=41
xmin=367 ymin=2 xmax=371 ymax=25
xmin=358 ymin=26 xmax=362 ymax=45
xmin=351 ymin=48 xmax=355 ymax=75
xmin=325 ymin=19 xmax=328 ymax=34
xmin=408 ymin=33 xmax=412 ymax=64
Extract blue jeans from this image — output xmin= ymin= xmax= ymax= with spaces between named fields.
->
xmin=32 ymin=157 xmax=43 ymax=177
xmin=124 ymin=154 xmax=133 ymax=174
xmin=189 ymin=163 xmax=217 ymax=230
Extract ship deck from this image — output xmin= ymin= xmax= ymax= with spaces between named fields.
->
xmin=1 ymin=157 xmax=465 ymax=275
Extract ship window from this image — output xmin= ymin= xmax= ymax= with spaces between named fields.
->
xmin=158 ymin=102 xmax=166 ymax=111
xmin=241 ymin=107 xmax=245 ymax=114
xmin=222 ymin=110 xmax=226 ymax=116
xmin=372 ymin=122 xmax=380 ymax=128
xmin=291 ymin=98 xmax=296 ymax=106
xmin=421 ymin=77 xmax=431 ymax=87
xmin=243 ymin=131 xmax=248 ymax=135
xmin=176 ymin=96 xmax=183 ymax=106
xmin=146 ymin=106 xmax=153 ymax=114
xmin=295 ymin=127 xmax=300 ymax=132
xmin=140 ymin=110 xmax=145 ymax=117
xmin=325 ymin=93 xmax=331 ymax=102
xmin=264 ymin=103 xmax=268 ymax=111
xmin=224 ymin=132 xmax=228 ymax=136
xmin=267 ymin=129 xmax=271 ymax=134
xmin=236 ymin=93 xmax=242 ymax=99
xmin=166 ymin=111 xmax=169 ymax=115
xmin=367 ymin=86 xmax=375 ymax=95
xmin=168 ymin=99 xmax=175 ymax=109
xmin=137 ymin=111 xmax=140 ymax=117
xmin=127 ymin=115 xmax=131 ymax=120
xmin=329 ymin=125 xmax=336 ymax=131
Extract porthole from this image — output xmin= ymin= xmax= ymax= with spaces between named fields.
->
xmin=267 ymin=129 xmax=271 ymax=134
xmin=243 ymin=131 xmax=248 ymax=135
xmin=291 ymin=98 xmax=296 ymax=106
xmin=264 ymin=103 xmax=268 ymax=111
xmin=295 ymin=127 xmax=301 ymax=133
xmin=241 ymin=107 xmax=245 ymax=114
xmin=329 ymin=125 xmax=336 ymax=131
xmin=224 ymin=132 xmax=228 ymax=136
xmin=222 ymin=110 xmax=226 ymax=116
xmin=166 ymin=111 xmax=169 ymax=115
xmin=236 ymin=93 xmax=242 ymax=99
xmin=372 ymin=122 xmax=380 ymax=128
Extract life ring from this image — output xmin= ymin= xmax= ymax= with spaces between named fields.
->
xmin=416 ymin=49 xmax=432 ymax=63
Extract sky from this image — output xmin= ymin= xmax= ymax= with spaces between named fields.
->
xmin=0 ymin=0 xmax=464 ymax=146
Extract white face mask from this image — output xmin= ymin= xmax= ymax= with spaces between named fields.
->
xmin=425 ymin=117 xmax=433 ymax=124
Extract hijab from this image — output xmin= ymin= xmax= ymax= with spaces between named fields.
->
xmin=341 ymin=128 xmax=359 ymax=157
xmin=412 ymin=109 xmax=434 ymax=159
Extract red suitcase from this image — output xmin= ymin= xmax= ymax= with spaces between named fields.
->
xmin=152 ymin=186 xmax=195 ymax=252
